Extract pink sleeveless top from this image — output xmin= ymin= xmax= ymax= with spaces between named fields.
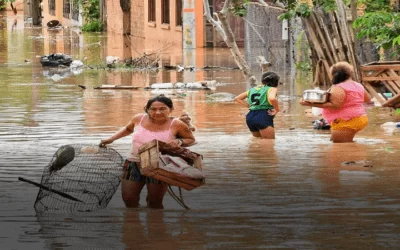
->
xmin=321 ymin=80 xmax=366 ymax=123
xmin=127 ymin=115 xmax=176 ymax=160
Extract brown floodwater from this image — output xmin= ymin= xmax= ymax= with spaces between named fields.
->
xmin=1 ymin=11 xmax=400 ymax=249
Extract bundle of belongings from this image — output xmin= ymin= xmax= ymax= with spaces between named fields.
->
xmin=159 ymin=155 xmax=204 ymax=179
xmin=138 ymin=140 xmax=205 ymax=191
xmin=312 ymin=118 xmax=331 ymax=130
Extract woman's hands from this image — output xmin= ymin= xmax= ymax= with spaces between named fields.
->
xmin=299 ymin=98 xmax=312 ymax=106
xmin=234 ymin=92 xmax=250 ymax=108
xmin=168 ymin=138 xmax=184 ymax=147
xmin=98 ymin=117 xmax=136 ymax=148
xmin=99 ymin=138 xmax=114 ymax=147
xmin=267 ymin=109 xmax=278 ymax=116
xmin=173 ymin=119 xmax=196 ymax=147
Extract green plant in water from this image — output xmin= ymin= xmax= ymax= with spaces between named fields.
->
xmin=82 ymin=20 xmax=103 ymax=32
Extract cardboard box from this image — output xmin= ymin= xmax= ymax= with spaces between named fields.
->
xmin=138 ymin=140 xmax=205 ymax=191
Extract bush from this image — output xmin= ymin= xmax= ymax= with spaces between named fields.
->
xmin=82 ymin=21 xmax=104 ymax=32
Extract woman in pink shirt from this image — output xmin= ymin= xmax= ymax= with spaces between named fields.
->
xmin=300 ymin=61 xmax=371 ymax=143
xmin=100 ymin=95 xmax=195 ymax=208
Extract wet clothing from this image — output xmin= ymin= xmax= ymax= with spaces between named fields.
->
xmin=246 ymin=109 xmax=274 ymax=131
xmin=247 ymin=85 xmax=274 ymax=111
xmin=122 ymin=160 xmax=162 ymax=184
xmin=322 ymin=81 xmax=367 ymax=124
xmin=128 ymin=115 xmax=176 ymax=159
xmin=331 ymin=116 xmax=368 ymax=132
xmin=246 ymin=85 xmax=275 ymax=131
xmin=125 ymin=114 xmax=176 ymax=183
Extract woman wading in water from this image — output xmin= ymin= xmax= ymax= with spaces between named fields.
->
xmin=100 ymin=95 xmax=195 ymax=209
xmin=300 ymin=61 xmax=371 ymax=143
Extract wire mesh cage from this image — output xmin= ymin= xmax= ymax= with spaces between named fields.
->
xmin=31 ymin=144 xmax=123 ymax=214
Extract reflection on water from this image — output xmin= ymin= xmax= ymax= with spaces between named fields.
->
xmin=1 ymin=12 xmax=400 ymax=249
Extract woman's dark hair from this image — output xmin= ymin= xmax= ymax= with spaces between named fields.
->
xmin=144 ymin=94 xmax=174 ymax=113
xmin=330 ymin=62 xmax=353 ymax=85
xmin=261 ymin=71 xmax=280 ymax=87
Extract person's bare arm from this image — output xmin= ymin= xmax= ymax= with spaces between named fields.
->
xmin=300 ymin=86 xmax=345 ymax=110
xmin=268 ymin=87 xmax=279 ymax=112
xmin=173 ymin=120 xmax=196 ymax=147
xmin=99 ymin=114 xmax=141 ymax=146
xmin=234 ymin=92 xmax=249 ymax=108
xmin=364 ymin=89 xmax=372 ymax=103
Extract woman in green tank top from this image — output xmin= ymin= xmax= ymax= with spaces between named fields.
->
xmin=234 ymin=71 xmax=280 ymax=139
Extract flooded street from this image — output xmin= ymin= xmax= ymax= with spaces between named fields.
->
xmin=2 ymin=12 xmax=400 ymax=249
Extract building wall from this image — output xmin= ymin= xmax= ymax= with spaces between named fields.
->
xmin=106 ymin=0 xmax=125 ymax=34
xmin=143 ymin=0 xmax=182 ymax=53
xmin=130 ymin=0 xmax=145 ymax=56
xmin=41 ymin=0 xmax=81 ymax=27
xmin=106 ymin=0 xmax=198 ymax=61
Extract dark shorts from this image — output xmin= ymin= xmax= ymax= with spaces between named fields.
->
xmin=122 ymin=160 xmax=162 ymax=184
xmin=246 ymin=109 xmax=274 ymax=132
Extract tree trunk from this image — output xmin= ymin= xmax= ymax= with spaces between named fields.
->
xmin=215 ymin=12 xmax=253 ymax=78
xmin=203 ymin=0 xmax=258 ymax=85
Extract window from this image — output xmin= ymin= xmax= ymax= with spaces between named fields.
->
xmin=49 ymin=0 xmax=55 ymax=15
xmin=63 ymin=0 xmax=70 ymax=18
xmin=161 ymin=0 xmax=170 ymax=24
xmin=175 ymin=0 xmax=182 ymax=26
xmin=148 ymin=0 xmax=156 ymax=22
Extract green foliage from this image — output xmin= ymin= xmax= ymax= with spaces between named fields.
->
xmin=274 ymin=0 xmax=400 ymax=56
xmin=314 ymin=0 xmax=342 ymax=12
xmin=78 ymin=0 xmax=104 ymax=32
xmin=226 ymin=0 xmax=400 ymax=57
xmin=353 ymin=3 xmax=400 ymax=55
xmin=295 ymin=61 xmax=311 ymax=71
xmin=296 ymin=3 xmax=312 ymax=18
xmin=81 ymin=0 xmax=100 ymax=20
xmin=357 ymin=0 xmax=392 ymax=12
xmin=229 ymin=0 xmax=249 ymax=17
xmin=354 ymin=0 xmax=400 ymax=55
xmin=295 ymin=30 xmax=312 ymax=72
xmin=1 ymin=0 xmax=15 ymax=10
xmin=276 ymin=0 xmax=341 ymax=20
xmin=82 ymin=20 xmax=104 ymax=32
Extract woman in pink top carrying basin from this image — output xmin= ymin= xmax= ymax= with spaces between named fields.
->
xmin=100 ymin=95 xmax=195 ymax=209
xmin=300 ymin=61 xmax=372 ymax=143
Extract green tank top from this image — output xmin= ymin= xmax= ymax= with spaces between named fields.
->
xmin=247 ymin=85 xmax=274 ymax=110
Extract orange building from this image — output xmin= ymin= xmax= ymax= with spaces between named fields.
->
xmin=106 ymin=0 xmax=206 ymax=60
xmin=36 ymin=0 xmax=245 ymax=60
xmin=40 ymin=0 xmax=81 ymax=27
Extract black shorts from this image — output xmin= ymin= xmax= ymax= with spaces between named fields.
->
xmin=246 ymin=109 xmax=274 ymax=132
xmin=122 ymin=160 xmax=162 ymax=184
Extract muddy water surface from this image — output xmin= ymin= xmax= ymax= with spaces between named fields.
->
xmin=1 ymin=12 xmax=400 ymax=249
